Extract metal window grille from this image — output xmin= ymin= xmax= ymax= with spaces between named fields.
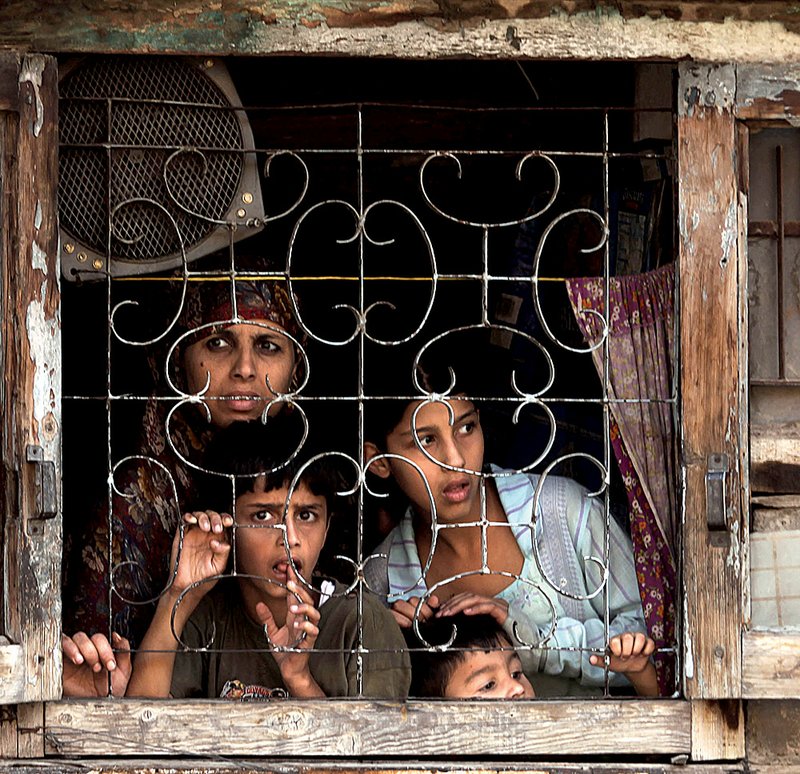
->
xmin=61 ymin=63 xmax=679 ymax=701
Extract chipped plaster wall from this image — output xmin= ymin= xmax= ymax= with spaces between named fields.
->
xmin=0 ymin=1 xmax=799 ymax=62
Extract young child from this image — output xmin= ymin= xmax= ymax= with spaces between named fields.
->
xmin=364 ymin=391 xmax=658 ymax=696
xmin=407 ymin=613 xmax=535 ymax=699
xmin=127 ymin=422 xmax=410 ymax=699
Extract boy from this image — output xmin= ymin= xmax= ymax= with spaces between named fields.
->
xmin=407 ymin=613 xmax=535 ymax=699
xmin=364 ymin=392 xmax=658 ymax=695
xmin=408 ymin=613 xmax=657 ymax=698
xmin=127 ymin=423 xmax=410 ymax=699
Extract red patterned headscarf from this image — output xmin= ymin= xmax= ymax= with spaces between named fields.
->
xmin=181 ymin=277 xmax=302 ymax=342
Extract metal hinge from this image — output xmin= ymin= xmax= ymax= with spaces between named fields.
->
xmin=706 ymin=452 xmax=729 ymax=545
xmin=26 ymin=445 xmax=57 ymax=520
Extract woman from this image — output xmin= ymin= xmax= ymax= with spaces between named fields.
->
xmin=61 ymin=274 xmax=305 ymax=696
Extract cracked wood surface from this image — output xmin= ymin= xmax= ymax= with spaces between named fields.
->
xmin=0 ymin=2 xmax=798 ymax=62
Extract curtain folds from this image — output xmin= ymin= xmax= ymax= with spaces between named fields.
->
xmin=566 ymin=263 xmax=677 ymax=694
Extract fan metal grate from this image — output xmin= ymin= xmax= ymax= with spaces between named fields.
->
xmin=59 ymin=57 xmax=245 ymax=264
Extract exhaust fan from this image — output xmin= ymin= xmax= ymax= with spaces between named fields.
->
xmin=59 ymin=56 xmax=263 ymax=280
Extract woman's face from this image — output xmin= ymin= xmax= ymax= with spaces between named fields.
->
xmin=183 ymin=321 xmax=297 ymax=428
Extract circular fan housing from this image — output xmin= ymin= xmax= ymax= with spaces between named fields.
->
xmin=59 ymin=56 xmax=263 ymax=280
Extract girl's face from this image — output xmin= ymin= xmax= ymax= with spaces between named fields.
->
xmin=183 ymin=321 xmax=296 ymax=428
xmin=367 ymin=398 xmax=486 ymax=524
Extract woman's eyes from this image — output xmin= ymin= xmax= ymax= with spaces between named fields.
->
xmin=256 ymin=337 xmax=281 ymax=353
xmin=202 ymin=334 xmax=281 ymax=354
xmin=458 ymin=420 xmax=476 ymax=435
xmin=205 ymin=335 xmax=231 ymax=351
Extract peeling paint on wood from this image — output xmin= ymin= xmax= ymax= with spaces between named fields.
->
xmin=1 ymin=54 xmax=62 ymax=715
xmin=737 ymin=64 xmax=800 ymax=120
xmin=0 ymin=4 xmax=798 ymax=63
xmin=26 ymin=282 xmax=60 ymax=452
xmin=18 ymin=57 xmax=44 ymax=137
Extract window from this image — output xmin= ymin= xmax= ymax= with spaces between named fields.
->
xmin=0 ymin=55 xmax=753 ymax=763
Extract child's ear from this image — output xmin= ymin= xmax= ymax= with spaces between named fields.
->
xmin=364 ymin=442 xmax=392 ymax=479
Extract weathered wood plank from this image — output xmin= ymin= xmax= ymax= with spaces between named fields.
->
xmin=690 ymin=700 xmax=745 ymax=762
xmin=737 ymin=64 xmax=800 ymax=120
xmin=0 ymin=54 xmax=62 ymax=710
xmin=0 ymin=54 xmax=19 ymax=112
xmin=743 ymin=631 xmax=800 ymax=698
xmin=752 ymin=507 xmax=800 ymax=531
xmin=0 ymin=5 xmax=798 ymax=63
xmin=0 ymin=705 xmax=17 ymax=758
xmin=678 ymin=63 xmax=744 ymax=700
xmin=44 ymin=700 xmax=692 ymax=757
xmin=16 ymin=703 xmax=43 ymax=758
xmin=751 ymin=432 xmax=800 ymax=493
xmin=0 ymin=646 xmax=25 ymax=705
xmin=752 ymin=494 xmax=800 ymax=507
xmin=0 ymin=760 xmax=749 ymax=774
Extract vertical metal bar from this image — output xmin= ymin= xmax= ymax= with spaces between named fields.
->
xmin=776 ymin=144 xmax=785 ymax=380
xmin=355 ymin=104 xmax=365 ymax=696
xmin=104 ymin=95 xmax=115 ymax=696
xmin=602 ymin=109 xmax=612 ymax=696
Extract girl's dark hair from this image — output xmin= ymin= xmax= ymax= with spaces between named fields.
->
xmin=364 ymin=361 xmax=474 ymax=450
xmin=405 ymin=613 xmax=513 ymax=698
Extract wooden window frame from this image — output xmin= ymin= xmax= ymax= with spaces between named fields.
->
xmin=0 ymin=55 xmax=763 ymax=763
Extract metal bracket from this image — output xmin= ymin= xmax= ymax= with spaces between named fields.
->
xmin=706 ymin=452 xmax=729 ymax=531
xmin=25 ymin=445 xmax=57 ymax=520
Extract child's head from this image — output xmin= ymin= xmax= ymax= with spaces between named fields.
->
xmin=364 ymin=395 xmax=486 ymax=524
xmin=407 ymin=613 xmax=534 ymax=699
xmin=200 ymin=420 xmax=347 ymax=599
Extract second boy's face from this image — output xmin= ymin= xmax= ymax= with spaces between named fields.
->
xmin=234 ymin=479 xmax=329 ymax=602
xmin=379 ymin=398 xmax=485 ymax=524
xmin=445 ymin=649 xmax=535 ymax=699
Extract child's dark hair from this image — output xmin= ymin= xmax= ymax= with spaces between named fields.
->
xmin=195 ymin=417 xmax=350 ymax=522
xmin=405 ymin=613 xmax=513 ymax=698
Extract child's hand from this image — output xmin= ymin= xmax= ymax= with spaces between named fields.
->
xmin=590 ymin=631 xmax=659 ymax=696
xmin=169 ymin=511 xmax=232 ymax=599
xmin=590 ymin=631 xmax=655 ymax=674
xmin=391 ymin=595 xmax=440 ymax=629
xmin=435 ymin=593 xmax=509 ymax=626
xmin=257 ymin=568 xmax=323 ymax=698
xmin=62 ymin=632 xmax=131 ymax=697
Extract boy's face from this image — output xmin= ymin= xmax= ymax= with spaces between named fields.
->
xmin=372 ymin=398 xmax=485 ymax=524
xmin=445 ymin=647 xmax=535 ymax=699
xmin=233 ymin=478 xmax=329 ymax=602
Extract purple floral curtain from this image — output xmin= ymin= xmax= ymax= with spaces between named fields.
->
xmin=566 ymin=263 xmax=677 ymax=695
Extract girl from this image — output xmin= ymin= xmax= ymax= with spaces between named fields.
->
xmin=364 ymin=392 xmax=657 ymax=696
